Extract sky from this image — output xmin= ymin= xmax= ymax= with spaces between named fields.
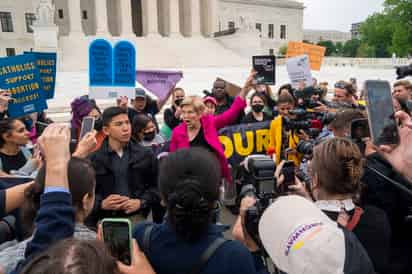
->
xmin=298 ymin=0 xmax=385 ymax=32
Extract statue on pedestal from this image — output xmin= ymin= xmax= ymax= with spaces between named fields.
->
xmin=35 ymin=0 xmax=55 ymax=27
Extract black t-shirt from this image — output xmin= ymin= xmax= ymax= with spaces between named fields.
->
xmin=190 ymin=127 xmax=213 ymax=152
xmin=0 ymin=150 xmax=28 ymax=173
xmin=323 ymin=206 xmax=391 ymax=274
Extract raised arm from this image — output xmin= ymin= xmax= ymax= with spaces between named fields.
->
xmin=214 ymin=71 xmax=256 ymax=130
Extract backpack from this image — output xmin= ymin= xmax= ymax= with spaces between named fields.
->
xmin=142 ymin=225 xmax=229 ymax=274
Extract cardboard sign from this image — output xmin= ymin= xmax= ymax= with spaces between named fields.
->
xmin=25 ymin=52 xmax=57 ymax=100
xmin=136 ymin=70 xmax=183 ymax=105
xmin=286 ymin=41 xmax=326 ymax=71
xmin=252 ymin=55 xmax=276 ymax=85
xmin=286 ymin=55 xmax=313 ymax=89
xmin=0 ymin=54 xmax=48 ymax=117
xmin=218 ymin=121 xmax=271 ymax=166
xmin=89 ymin=39 xmax=136 ymax=99
xmin=215 ymin=77 xmax=242 ymax=97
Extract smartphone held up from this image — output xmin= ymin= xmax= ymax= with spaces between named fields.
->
xmin=365 ymin=80 xmax=400 ymax=146
xmin=101 ymin=218 xmax=133 ymax=266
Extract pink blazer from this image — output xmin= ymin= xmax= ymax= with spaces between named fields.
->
xmin=169 ymin=96 xmax=246 ymax=182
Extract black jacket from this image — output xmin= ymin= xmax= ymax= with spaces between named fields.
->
xmin=88 ymin=140 xmax=159 ymax=224
xmin=163 ymin=106 xmax=181 ymax=129
xmin=362 ymin=153 xmax=412 ymax=273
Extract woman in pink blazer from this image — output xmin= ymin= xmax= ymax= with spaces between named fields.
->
xmin=169 ymin=72 xmax=255 ymax=182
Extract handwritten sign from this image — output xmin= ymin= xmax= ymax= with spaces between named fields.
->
xmin=286 ymin=42 xmax=326 ymax=71
xmin=286 ymin=55 xmax=313 ymax=89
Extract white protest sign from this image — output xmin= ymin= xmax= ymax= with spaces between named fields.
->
xmin=286 ymin=55 xmax=313 ymax=89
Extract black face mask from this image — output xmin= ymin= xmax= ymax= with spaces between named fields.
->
xmin=175 ymin=99 xmax=184 ymax=107
xmin=143 ymin=131 xmax=156 ymax=141
xmin=252 ymin=104 xmax=265 ymax=113
xmin=94 ymin=118 xmax=103 ymax=131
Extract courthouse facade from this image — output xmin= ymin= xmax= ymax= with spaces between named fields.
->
xmin=0 ymin=0 xmax=304 ymax=68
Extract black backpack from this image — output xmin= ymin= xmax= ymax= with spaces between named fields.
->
xmin=142 ymin=225 xmax=229 ymax=274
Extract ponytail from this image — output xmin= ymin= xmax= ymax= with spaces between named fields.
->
xmin=168 ymin=178 xmax=211 ymax=241
xmin=159 ymin=148 xmax=221 ymax=242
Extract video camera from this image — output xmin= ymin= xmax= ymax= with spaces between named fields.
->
xmin=294 ymin=87 xmax=323 ymax=109
xmin=238 ymin=155 xmax=278 ymax=248
xmin=396 ymin=64 xmax=412 ymax=80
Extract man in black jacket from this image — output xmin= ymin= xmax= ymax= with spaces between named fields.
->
xmin=88 ymin=107 xmax=158 ymax=226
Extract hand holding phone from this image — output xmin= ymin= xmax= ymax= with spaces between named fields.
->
xmin=79 ymin=116 xmax=95 ymax=140
xmin=365 ymin=80 xmax=400 ymax=146
xmin=278 ymin=161 xmax=295 ymax=194
xmin=102 ymin=218 xmax=132 ymax=266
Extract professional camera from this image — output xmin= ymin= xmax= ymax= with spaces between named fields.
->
xmin=296 ymin=140 xmax=316 ymax=156
xmin=294 ymin=87 xmax=323 ymax=109
xmin=282 ymin=116 xmax=312 ymax=131
xmin=238 ymin=155 xmax=278 ymax=247
xmin=396 ymin=64 xmax=412 ymax=79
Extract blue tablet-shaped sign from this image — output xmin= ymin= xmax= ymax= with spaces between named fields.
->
xmin=0 ymin=54 xmax=48 ymax=118
xmin=113 ymin=41 xmax=136 ymax=87
xmin=89 ymin=39 xmax=113 ymax=86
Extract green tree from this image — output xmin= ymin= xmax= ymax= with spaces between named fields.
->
xmin=317 ymin=40 xmax=336 ymax=56
xmin=335 ymin=42 xmax=344 ymax=56
xmin=357 ymin=43 xmax=376 ymax=57
xmin=278 ymin=45 xmax=288 ymax=56
xmin=342 ymin=39 xmax=361 ymax=57
xmin=359 ymin=0 xmax=412 ymax=57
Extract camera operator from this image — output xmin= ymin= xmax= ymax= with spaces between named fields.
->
xmin=133 ymin=148 xmax=266 ymax=274
xmin=267 ymin=93 xmax=305 ymax=166
xmin=333 ymin=81 xmax=364 ymax=109
xmin=276 ymin=138 xmax=391 ymax=273
xmin=362 ymin=111 xmax=412 ymax=273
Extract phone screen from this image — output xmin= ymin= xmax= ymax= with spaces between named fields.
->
xmin=365 ymin=80 xmax=400 ymax=146
xmin=253 ymin=55 xmax=276 ymax=85
xmin=102 ymin=220 xmax=132 ymax=265
xmin=79 ymin=117 xmax=95 ymax=140
xmin=279 ymin=161 xmax=295 ymax=193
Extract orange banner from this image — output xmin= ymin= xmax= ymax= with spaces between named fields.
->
xmin=286 ymin=42 xmax=326 ymax=71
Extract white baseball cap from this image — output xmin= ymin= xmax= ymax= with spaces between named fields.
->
xmin=259 ymin=196 xmax=374 ymax=274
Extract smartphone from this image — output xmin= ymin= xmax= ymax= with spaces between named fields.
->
xmin=79 ymin=116 xmax=95 ymax=140
xmin=252 ymin=55 xmax=276 ymax=85
xmin=101 ymin=218 xmax=132 ymax=266
xmin=365 ymin=80 xmax=400 ymax=146
xmin=36 ymin=121 xmax=50 ymax=136
xmin=279 ymin=161 xmax=295 ymax=194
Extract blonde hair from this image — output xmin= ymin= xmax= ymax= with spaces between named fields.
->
xmin=180 ymin=96 xmax=205 ymax=114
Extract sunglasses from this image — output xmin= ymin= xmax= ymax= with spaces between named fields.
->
xmin=334 ymin=83 xmax=347 ymax=90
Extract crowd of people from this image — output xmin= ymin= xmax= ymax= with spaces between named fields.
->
xmin=0 ymin=70 xmax=411 ymax=274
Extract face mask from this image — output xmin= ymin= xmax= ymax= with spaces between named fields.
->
xmin=175 ymin=98 xmax=184 ymax=107
xmin=143 ymin=131 xmax=156 ymax=141
xmin=252 ymin=104 xmax=265 ymax=113
xmin=94 ymin=118 xmax=103 ymax=131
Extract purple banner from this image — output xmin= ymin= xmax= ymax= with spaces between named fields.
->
xmin=136 ymin=70 xmax=183 ymax=104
